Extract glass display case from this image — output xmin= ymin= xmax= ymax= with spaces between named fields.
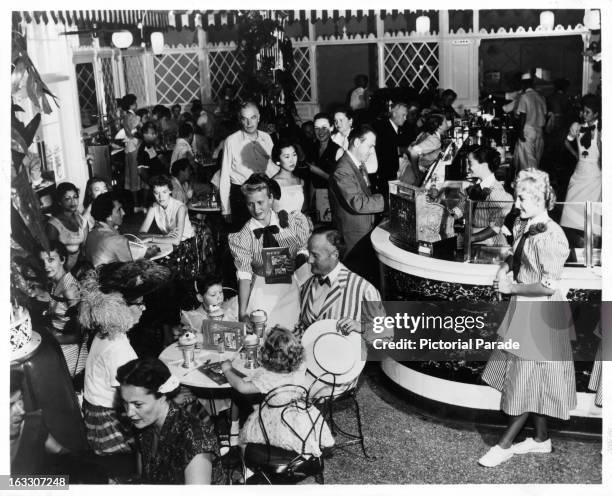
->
xmin=464 ymin=200 xmax=602 ymax=267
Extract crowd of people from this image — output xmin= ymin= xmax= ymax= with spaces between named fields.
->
xmin=10 ymin=74 xmax=602 ymax=483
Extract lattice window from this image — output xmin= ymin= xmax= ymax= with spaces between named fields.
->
xmin=100 ymin=57 xmax=118 ymax=120
xmin=75 ymin=63 xmax=99 ymax=128
xmin=208 ymin=50 xmax=244 ymax=102
xmin=292 ymin=46 xmax=312 ymax=102
xmin=122 ymin=54 xmax=147 ymax=105
xmin=384 ymin=42 xmax=439 ymax=92
xmin=154 ymin=52 xmax=201 ymax=106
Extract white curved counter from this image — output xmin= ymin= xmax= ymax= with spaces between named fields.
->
xmin=371 ymin=225 xmax=601 ymax=291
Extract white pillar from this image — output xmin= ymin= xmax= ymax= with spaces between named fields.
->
xmin=198 ymin=27 xmax=212 ymax=104
xmin=25 ymin=21 xmax=89 ymax=197
xmin=308 ymin=20 xmax=319 ymax=105
xmin=142 ymin=51 xmax=157 ymax=106
xmin=376 ymin=12 xmax=385 ymax=89
xmin=581 ymin=32 xmax=593 ymax=95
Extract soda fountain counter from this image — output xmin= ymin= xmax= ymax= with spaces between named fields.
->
xmin=371 ymin=175 xmax=602 ymax=430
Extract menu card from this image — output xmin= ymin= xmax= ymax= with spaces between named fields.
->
xmin=262 ymin=246 xmax=294 ymax=284
xmin=201 ymin=320 xmax=245 ymax=351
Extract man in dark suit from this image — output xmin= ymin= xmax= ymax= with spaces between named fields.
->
xmin=328 ymin=125 xmax=384 ymax=283
xmin=373 ymin=102 xmax=412 ymax=209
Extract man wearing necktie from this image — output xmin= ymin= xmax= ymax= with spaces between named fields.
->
xmin=329 ymin=125 xmax=385 ymax=277
xmin=373 ymin=102 xmax=412 ymax=209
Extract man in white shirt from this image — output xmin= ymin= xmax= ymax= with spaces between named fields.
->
xmin=514 ymin=73 xmax=547 ymax=170
xmin=219 ymin=102 xmax=279 ymax=231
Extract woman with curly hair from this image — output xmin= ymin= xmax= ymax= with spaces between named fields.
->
xmin=79 ymin=288 xmax=138 ymax=456
xmin=478 ymin=169 xmax=575 ymax=467
xmin=117 ymin=358 xmax=223 ymax=484
xmin=221 ymin=326 xmax=334 ymax=456
xmin=45 ymin=182 xmax=89 ymax=271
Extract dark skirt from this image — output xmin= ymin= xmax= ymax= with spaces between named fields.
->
xmin=155 ymin=237 xmax=199 ymax=281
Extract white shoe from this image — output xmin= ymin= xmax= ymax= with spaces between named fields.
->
xmin=512 ymin=437 xmax=552 ymax=454
xmin=478 ymin=445 xmax=514 ymax=467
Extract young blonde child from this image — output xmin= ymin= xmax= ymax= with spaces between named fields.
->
xmin=221 ymin=326 xmax=334 ymax=457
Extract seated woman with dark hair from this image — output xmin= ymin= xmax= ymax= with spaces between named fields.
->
xmin=45 ymin=182 xmax=89 ymax=271
xmin=84 ymin=192 xmax=134 ymax=267
xmin=36 ymin=241 xmax=87 ymax=377
xmin=82 ymin=177 xmax=109 ymax=230
xmin=139 ymin=174 xmax=197 ymax=280
xmin=169 ymin=158 xmax=194 ymax=205
xmin=117 ymin=358 xmax=223 ymax=484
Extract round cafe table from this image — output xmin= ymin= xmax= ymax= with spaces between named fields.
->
xmin=159 ymin=342 xmax=257 ymax=412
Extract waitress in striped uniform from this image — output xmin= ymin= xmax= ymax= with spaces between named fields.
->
xmin=228 ymin=173 xmax=311 ymax=330
xmin=479 ymin=169 xmax=576 ymax=468
xmin=452 ymin=145 xmax=513 ymax=246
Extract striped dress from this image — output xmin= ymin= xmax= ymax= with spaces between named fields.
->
xmin=49 ymin=272 xmax=88 ymax=377
xmin=228 ymin=210 xmax=311 ymax=329
xmin=471 ymin=179 xmax=513 ymax=246
xmin=482 ymin=215 xmax=577 ymax=420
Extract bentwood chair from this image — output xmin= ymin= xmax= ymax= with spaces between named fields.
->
xmin=242 ymin=384 xmax=327 ymax=485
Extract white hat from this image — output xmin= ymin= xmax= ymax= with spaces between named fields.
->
xmin=521 ymin=72 xmax=532 ymax=80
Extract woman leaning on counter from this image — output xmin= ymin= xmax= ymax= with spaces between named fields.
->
xmin=452 ymin=145 xmax=513 ymax=247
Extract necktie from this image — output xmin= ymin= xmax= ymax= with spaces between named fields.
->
xmin=317 ymin=275 xmax=331 ymax=286
xmin=580 ymin=124 xmax=596 ymax=150
xmin=253 ymin=225 xmax=280 ymax=248
xmin=359 ymin=162 xmax=371 ymax=188
xmin=512 ymin=222 xmax=531 ymax=281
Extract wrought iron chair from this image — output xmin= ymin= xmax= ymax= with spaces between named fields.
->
xmin=242 ymin=384 xmax=328 ymax=484
xmin=306 ymin=370 xmax=374 ymax=460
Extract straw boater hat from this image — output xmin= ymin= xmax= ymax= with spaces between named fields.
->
xmin=97 ymin=260 xmax=171 ymax=303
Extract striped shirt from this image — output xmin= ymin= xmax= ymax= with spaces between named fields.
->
xmin=228 ymin=210 xmax=311 ymax=281
xmin=299 ymin=263 xmax=383 ymax=330
xmin=471 ymin=174 xmax=513 ymax=245
xmin=511 ymin=213 xmax=569 ymax=290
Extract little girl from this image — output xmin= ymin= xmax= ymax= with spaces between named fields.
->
xmin=180 ymin=273 xmax=239 ymax=333
xmin=221 ymin=326 xmax=334 ymax=456
xmin=271 ymin=139 xmax=306 ymax=214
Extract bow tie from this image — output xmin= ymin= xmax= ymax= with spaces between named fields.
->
xmin=253 ymin=225 xmax=280 ymax=248
xmin=580 ymin=124 xmax=596 ymax=150
xmin=317 ymin=275 xmax=331 ymax=286
xmin=466 ymin=184 xmax=491 ymax=202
